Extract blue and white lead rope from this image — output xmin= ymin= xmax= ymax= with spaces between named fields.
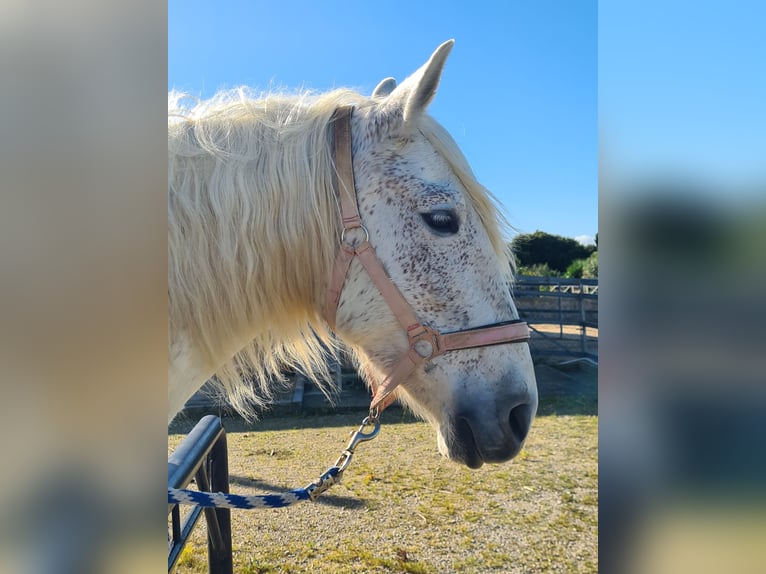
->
xmin=168 ymin=487 xmax=308 ymax=509
xmin=169 ymin=415 xmax=379 ymax=510
xmin=168 ymin=466 xmax=342 ymax=509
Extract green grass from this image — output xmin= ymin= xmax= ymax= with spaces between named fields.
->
xmin=169 ymin=393 xmax=597 ymax=573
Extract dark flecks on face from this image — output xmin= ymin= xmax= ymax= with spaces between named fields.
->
xmin=349 ymin=123 xmax=511 ymax=332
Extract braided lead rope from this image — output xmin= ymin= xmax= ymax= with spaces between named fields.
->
xmin=168 ymin=415 xmax=379 ymax=510
xmin=167 ymin=467 xmax=340 ymax=509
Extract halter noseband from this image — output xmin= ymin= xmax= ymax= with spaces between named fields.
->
xmin=324 ymin=106 xmax=530 ymax=413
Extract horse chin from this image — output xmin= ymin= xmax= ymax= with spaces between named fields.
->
xmin=437 ymin=403 xmax=534 ymax=469
xmin=437 ymin=422 xmax=485 ymax=469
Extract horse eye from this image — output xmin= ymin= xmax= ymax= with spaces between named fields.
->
xmin=421 ymin=210 xmax=460 ymax=235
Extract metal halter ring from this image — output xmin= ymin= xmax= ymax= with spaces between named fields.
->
xmin=409 ymin=325 xmax=441 ymax=359
xmin=340 ymin=224 xmax=369 ymax=247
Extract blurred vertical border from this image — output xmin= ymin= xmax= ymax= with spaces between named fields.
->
xmin=2 ymin=1 xmax=765 ymax=572
xmin=0 ymin=1 xmax=167 ymax=571
xmin=599 ymin=1 xmax=766 ymax=573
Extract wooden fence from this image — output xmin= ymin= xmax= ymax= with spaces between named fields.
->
xmin=513 ymin=276 xmax=598 ymax=359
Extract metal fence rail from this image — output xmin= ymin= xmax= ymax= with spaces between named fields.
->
xmin=168 ymin=415 xmax=232 ymax=573
xmin=180 ymin=277 xmax=599 ymax=416
xmin=514 ymin=276 xmax=598 ymax=358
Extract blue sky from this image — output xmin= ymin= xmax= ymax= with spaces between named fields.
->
xmin=169 ymin=1 xmax=597 ymax=244
xmin=600 ymin=1 xmax=765 ymax=191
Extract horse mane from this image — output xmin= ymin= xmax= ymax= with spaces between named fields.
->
xmin=168 ymin=87 xmax=512 ymax=417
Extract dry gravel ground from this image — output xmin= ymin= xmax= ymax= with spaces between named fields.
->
xmin=169 ymin=368 xmax=597 ymax=573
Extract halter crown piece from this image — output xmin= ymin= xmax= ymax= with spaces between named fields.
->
xmin=324 ymin=106 xmax=530 ymax=414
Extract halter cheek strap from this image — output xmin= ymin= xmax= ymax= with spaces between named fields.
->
xmin=325 ymin=106 xmax=530 ymax=413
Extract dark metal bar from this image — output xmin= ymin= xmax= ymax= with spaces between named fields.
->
xmin=194 ymin=463 xmax=226 ymax=554
xmin=168 ymin=415 xmax=232 ymax=574
xmin=207 ymin=430 xmax=233 ymax=574
xmin=168 ymin=415 xmax=225 ymax=490
xmin=171 ymin=505 xmax=181 ymax=544
xmin=168 ymin=505 xmax=203 ymax=570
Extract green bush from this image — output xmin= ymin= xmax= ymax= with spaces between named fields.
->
xmin=565 ymin=259 xmax=586 ymax=278
xmin=583 ymin=251 xmax=598 ymax=278
xmin=517 ymin=263 xmax=562 ymax=277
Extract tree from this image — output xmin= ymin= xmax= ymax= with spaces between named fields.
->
xmin=511 ymin=231 xmax=595 ymax=274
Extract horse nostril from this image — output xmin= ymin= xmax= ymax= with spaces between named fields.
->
xmin=509 ymin=403 xmax=533 ymax=443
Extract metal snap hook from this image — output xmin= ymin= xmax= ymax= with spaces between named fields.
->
xmin=333 ymin=415 xmax=380 ymax=472
xmin=348 ymin=416 xmax=380 ymax=449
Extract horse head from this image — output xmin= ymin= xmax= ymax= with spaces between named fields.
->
xmin=168 ymin=40 xmax=536 ymax=468
xmin=330 ymin=41 xmax=538 ymax=468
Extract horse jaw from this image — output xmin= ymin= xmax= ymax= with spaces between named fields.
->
xmin=349 ymin=328 xmax=537 ymax=470
xmin=395 ymin=343 xmax=538 ymax=469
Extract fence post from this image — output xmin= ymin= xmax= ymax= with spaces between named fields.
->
xmin=579 ymin=279 xmax=587 ymax=355
xmin=557 ymin=285 xmax=563 ymax=338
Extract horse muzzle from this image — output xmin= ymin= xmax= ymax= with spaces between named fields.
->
xmin=444 ymin=393 xmax=537 ymax=469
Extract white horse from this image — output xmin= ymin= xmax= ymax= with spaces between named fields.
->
xmin=168 ymin=40 xmax=537 ymax=468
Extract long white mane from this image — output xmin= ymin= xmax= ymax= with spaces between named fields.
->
xmin=168 ymin=87 xmax=512 ymax=416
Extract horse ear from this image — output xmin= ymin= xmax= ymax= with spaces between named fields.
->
xmin=381 ymin=39 xmax=454 ymax=125
xmin=372 ymin=77 xmax=397 ymax=98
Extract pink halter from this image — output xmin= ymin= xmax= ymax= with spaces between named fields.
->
xmin=324 ymin=106 xmax=530 ymax=413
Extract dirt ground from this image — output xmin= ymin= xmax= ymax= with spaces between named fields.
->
xmin=532 ymin=323 xmax=598 ymax=338
xmin=169 ymin=363 xmax=598 ymax=573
